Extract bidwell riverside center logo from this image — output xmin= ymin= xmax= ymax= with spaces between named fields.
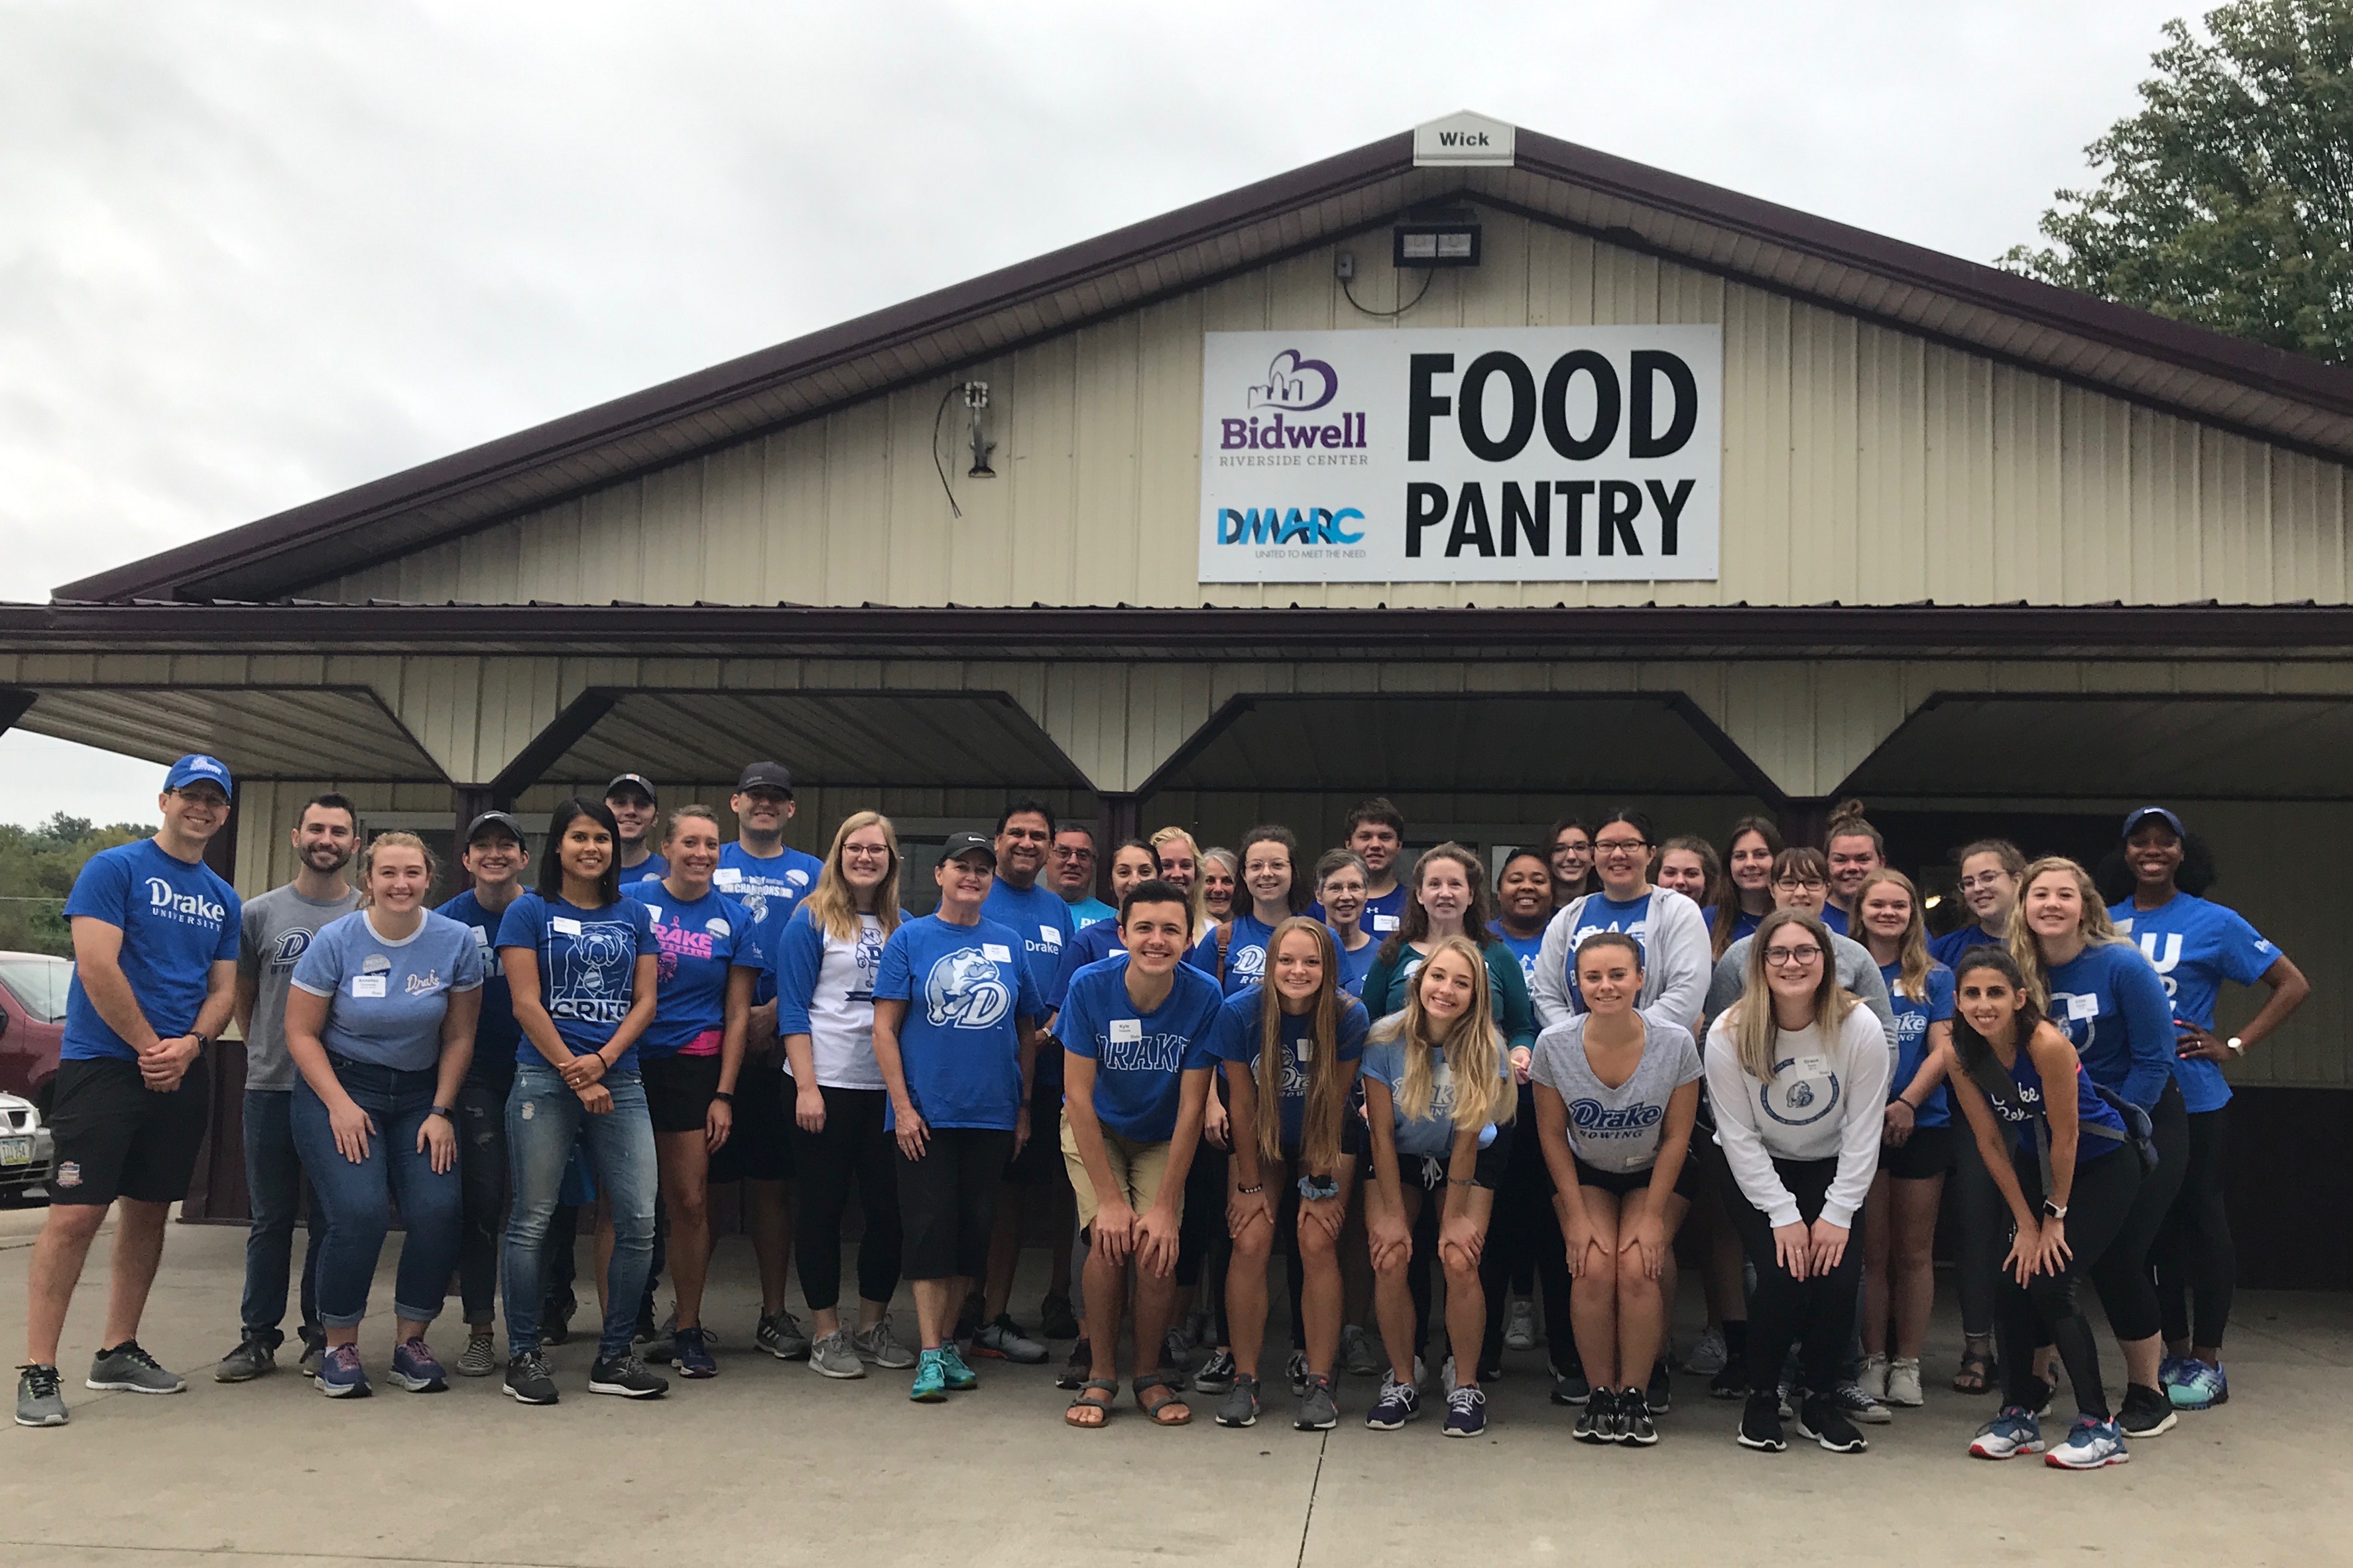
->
xmin=1212 ymin=349 xmax=1370 ymax=548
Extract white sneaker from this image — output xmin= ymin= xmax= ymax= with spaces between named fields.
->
xmin=1885 ymin=1357 xmax=1925 ymax=1408
xmin=1856 ymin=1353 xmax=1890 ymax=1401
xmin=1439 ymin=1355 xmax=1455 ymax=1396
xmin=1503 ymin=1297 xmax=1537 ymax=1352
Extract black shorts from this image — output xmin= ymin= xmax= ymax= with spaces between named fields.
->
xmin=1571 ymin=1152 xmax=1701 ymax=1201
xmin=641 ymin=1052 xmax=723 ymax=1135
xmin=898 ymin=1126 xmax=1016 ymax=1280
xmin=708 ymin=1057 xmax=795 ymax=1182
xmin=47 ymin=1055 xmax=211 ymax=1207
xmin=1880 ymin=1122 xmax=1955 ymax=1182
xmin=1000 ymin=1074 xmax=1067 ymax=1187
xmin=1382 ymin=1118 xmax=1516 ymax=1192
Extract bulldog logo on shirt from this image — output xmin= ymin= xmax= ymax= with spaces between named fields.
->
xmin=924 ymin=948 xmax=1011 ymax=1030
xmin=1760 ymin=1056 xmax=1840 ymax=1127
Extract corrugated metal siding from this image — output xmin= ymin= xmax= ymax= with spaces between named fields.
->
xmin=314 ymin=208 xmax=2353 ymax=613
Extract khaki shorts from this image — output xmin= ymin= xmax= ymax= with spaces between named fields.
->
xmin=1060 ymin=1112 xmax=1183 ymax=1232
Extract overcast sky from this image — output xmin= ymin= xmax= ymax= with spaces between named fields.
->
xmin=1 ymin=0 xmax=2187 ymax=827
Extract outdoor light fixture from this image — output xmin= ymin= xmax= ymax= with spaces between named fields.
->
xmin=965 ymin=381 xmax=996 ymax=478
xmin=1392 ymin=210 xmax=1481 ymax=269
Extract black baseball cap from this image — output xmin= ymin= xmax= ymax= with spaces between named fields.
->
xmin=735 ymin=760 xmax=795 ymax=796
xmin=465 ymin=810 xmax=529 ymax=847
xmin=2121 ymin=806 xmax=2186 ymax=840
xmin=604 ymin=773 xmax=658 ymax=804
xmin=941 ymin=830 xmax=997 ymax=866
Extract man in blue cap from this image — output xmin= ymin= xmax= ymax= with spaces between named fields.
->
xmin=18 ymin=754 xmax=243 ymax=1427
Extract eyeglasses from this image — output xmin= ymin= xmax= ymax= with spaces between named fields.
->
xmin=1763 ymin=945 xmax=1824 ymax=966
xmin=1774 ymin=876 xmax=1827 ymax=891
xmin=1958 ymin=873 xmax=2011 ymax=892
xmin=1049 ymin=845 xmax=1094 ymax=861
xmin=1593 ymin=839 xmax=1650 ymax=855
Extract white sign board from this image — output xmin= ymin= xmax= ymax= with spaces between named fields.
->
xmin=1413 ymin=111 xmax=1514 ymax=166
xmin=1198 ymin=327 xmax=1722 ymax=583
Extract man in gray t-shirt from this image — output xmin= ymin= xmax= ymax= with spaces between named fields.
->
xmin=215 ymin=796 xmax=359 ymax=1382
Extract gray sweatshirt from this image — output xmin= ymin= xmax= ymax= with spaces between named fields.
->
xmin=1702 ymin=932 xmax=1897 ymax=1053
xmin=1704 ymin=1003 xmax=1890 ymax=1228
xmin=1531 ymin=886 xmax=1712 ymax=1037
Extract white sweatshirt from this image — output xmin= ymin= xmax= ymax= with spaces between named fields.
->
xmin=1704 ymin=1002 xmax=1889 ymax=1229
xmin=1531 ymin=885 xmax=1711 ymax=1036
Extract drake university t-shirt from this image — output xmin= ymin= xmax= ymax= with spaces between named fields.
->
xmin=496 ymin=892 xmax=659 ymax=1069
xmin=1056 ymin=959 xmax=1225 ymax=1141
xmin=62 ymin=839 xmax=241 ymax=1062
xmin=874 ymin=913 xmax=1044 ymax=1130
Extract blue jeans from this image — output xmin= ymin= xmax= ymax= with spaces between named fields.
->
xmin=501 ymin=1063 xmax=656 ymax=1359
xmin=288 ymin=1060 xmax=463 ymax=1329
xmin=239 ymin=1088 xmax=323 ymax=1343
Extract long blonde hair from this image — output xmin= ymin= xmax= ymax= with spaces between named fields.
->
xmin=1856 ymin=868 xmax=1933 ymax=1003
xmin=1252 ymin=917 xmax=1356 ymax=1172
xmin=355 ymin=831 xmax=436 ymax=909
xmin=2006 ymin=856 xmax=2128 ymax=1009
xmin=1727 ymin=908 xmax=1854 ymax=1083
xmin=804 ymin=811 xmax=903 ymax=943
xmin=1147 ymin=825 xmax=1211 ymax=941
xmin=1370 ymin=934 xmax=1512 ymax=1131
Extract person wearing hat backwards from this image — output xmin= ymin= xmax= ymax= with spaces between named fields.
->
xmin=871 ymin=831 xmax=1048 ymax=1400
xmin=711 ymin=762 xmax=826 ymax=1359
xmin=19 ymin=756 xmax=243 ymax=1428
xmin=605 ymin=775 xmax=668 ymax=882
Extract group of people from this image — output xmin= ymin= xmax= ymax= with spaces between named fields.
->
xmin=16 ymin=761 xmax=2303 ymax=1472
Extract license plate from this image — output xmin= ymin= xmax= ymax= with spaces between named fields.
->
xmin=0 ymin=1136 xmax=30 ymax=1167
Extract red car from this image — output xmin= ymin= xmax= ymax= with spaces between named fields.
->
xmin=0 ymin=951 xmax=69 ymax=1107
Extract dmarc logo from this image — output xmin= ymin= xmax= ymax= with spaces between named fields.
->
xmin=1216 ymin=507 xmax=1366 ymax=546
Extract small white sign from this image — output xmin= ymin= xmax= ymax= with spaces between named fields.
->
xmin=1371 ymin=914 xmax=1401 ymax=933
xmin=1040 ymin=924 xmax=1063 ymax=949
xmin=550 ymin=916 xmax=582 ymax=935
xmin=1109 ymin=1018 xmax=1143 ymax=1043
xmin=983 ymin=943 xmax=1014 ymax=963
xmin=1414 ymin=111 xmax=1514 ymax=167
xmin=351 ymin=975 xmax=388 ymax=999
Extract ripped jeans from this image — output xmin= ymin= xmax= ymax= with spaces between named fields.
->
xmin=455 ymin=1071 xmax=513 ymax=1327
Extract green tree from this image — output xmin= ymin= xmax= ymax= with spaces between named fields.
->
xmin=2004 ymin=0 xmax=2353 ymax=362
xmin=0 ymin=817 xmax=156 ymax=957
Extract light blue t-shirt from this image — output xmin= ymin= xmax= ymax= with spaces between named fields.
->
xmin=1360 ymin=1035 xmax=1510 ymax=1160
xmin=1202 ymin=985 xmax=1370 ymax=1148
xmin=873 ymin=913 xmax=1044 ymax=1131
xmin=715 ymin=841 xmax=824 ymax=1003
xmin=495 ymin=892 xmax=660 ymax=1070
xmin=630 ymin=878 xmax=761 ymax=1058
xmin=61 ymin=839 xmax=241 ymax=1063
xmin=1189 ymin=912 xmax=1281 ymax=995
xmin=290 ymin=910 xmax=483 ymax=1073
xmin=1064 ymin=894 xmax=1116 ymax=929
xmin=1880 ymin=960 xmax=1955 ymax=1127
xmin=2110 ymin=892 xmax=2277 ymax=1114
xmin=1562 ymin=891 xmax=1654 ymax=1014
xmin=1056 ymin=958 xmax=1224 ymax=1141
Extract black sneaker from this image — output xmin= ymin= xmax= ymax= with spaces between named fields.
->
xmin=2119 ymin=1382 xmax=2177 ymax=1438
xmin=1574 ymin=1385 xmax=1619 ymax=1444
xmin=1192 ymin=1347 xmax=1237 ymax=1396
xmin=503 ymin=1351 xmax=559 ymax=1406
xmin=540 ymin=1294 xmax=575 ymax=1347
xmin=1056 ymin=1338 xmax=1092 ymax=1392
xmin=1737 ymin=1391 xmax=1786 ymax=1451
xmin=1709 ymin=1364 xmax=1750 ymax=1400
xmin=1286 ymin=1350 xmax=1311 ymax=1397
xmin=1038 ymin=1292 xmax=1081 ymax=1341
xmin=1647 ymin=1358 xmax=1673 ymax=1414
xmin=1618 ymin=1386 xmax=1659 ymax=1446
xmin=587 ymin=1353 xmax=670 ymax=1399
xmin=1793 ymin=1391 xmax=1869 ymax=1453
xmin=1549 ymin=1364 xmax=1591 ymax=1406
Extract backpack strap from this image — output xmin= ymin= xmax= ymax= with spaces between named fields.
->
xmin=1214 ymin=921 xmax=1233 ymax=982
xmin=1963 ymin=1049 xmax=2054 ymax=1197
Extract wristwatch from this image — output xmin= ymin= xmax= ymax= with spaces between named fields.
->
xmin=712 ymin=1090 xmax=736 ymax=1105
xmin=427 ymin=1106 xmax=455 ymax=1121
xmin=2041 ymin=1199 xmax=2068 ymax=1221
xmin=2225 ymin=1036 xmax=2246 ymax=1057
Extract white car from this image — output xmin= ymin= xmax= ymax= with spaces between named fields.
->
xmin=0 ymin=1091 xmax=55 ymax=1200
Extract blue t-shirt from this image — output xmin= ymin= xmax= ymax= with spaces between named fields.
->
xmin=715 ymin=842 xmax=825 ymax=1002
xmin=1064 ymin=895 xmax=1116 ymax=929
xmin=1202 ymin=985 xmax=1370 ymax=1148
xmin=630 ymin=878 xmax=761 ymax=1058
xmin=1057 ymin=959 xmax=1224 ymax=1141
xmin=1308 ymin=883 xmax=1410 ymax=939
xmin=62 ymin=839 xmax=241 ymax=1062
xmin=1561 ymin=891 xmax=1654 ymax=1014
xmin=2044 ymin=940 xmax=2176 ymax=1110
xmin=1880 ymin=961 xmax=1955 ymax=1128
xmin=2110 ymin=892 xmax=2277 ymax=1114
xmin=1986 ymin=1040 xmax=2128 ymax=1164
xmin=437 ymin=890 xmax=524 ymax=1077
xmin=1048 ymin=917 xmax=1125 ymax=1013
xmin=1819 ymin=904 xmax=1851 ymax=937
xmin=1189 ymin=912 xmax=1281 ymax=995
xmin=984 ymin=880 xmax=1075 ymax=1081
xmin=1701 ymin=906 xmax=1764 ymax=945
xmin=1486 ymin=923 xmax=1545 ymax=994
xmin=290 ymin=910 xmax=483 ymax=1073
xmin=618 ymin=852 xmax=671 ymax=882
xmin=1929 ymin=922 xmax=2005 ymax=969
xmin=1332 ymin=930 xmax=1380 ymax=998
xmin=495 ymin=892 xmax=659 ymax=1070
xmin=873 ymin=913 xmax=1044 ymax=1131
xmin=1361 ymin=1036 xmax=1510 ymax=1159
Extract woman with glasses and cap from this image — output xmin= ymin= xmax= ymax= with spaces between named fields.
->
xmin=2101 ymin=806 xmax=2308 ymax=1414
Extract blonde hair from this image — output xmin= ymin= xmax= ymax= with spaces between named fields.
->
xmin=1727 ymin=909 xmax=1854 ymax=1083
xmin=2006 ymin=856 xmax=2128 ymax=1009
xmin=1856 ymin=868 xmax=1933 ymax=1003
xmin=1146 ymin=825 xmax=1212 ymax=940
xmin=1251 ymin=917 xmax=1355 ymax=1173
xmin=355 ymin=831 xmax=437 ymax=908
xmin=804 ymin=811 xmax=904 ymax=943
xmin=1370 ymin=934 xmax=1512 ymax=1132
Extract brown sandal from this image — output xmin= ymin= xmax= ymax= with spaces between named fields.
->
xmin=1953 ymin=1341 xmax=1997 ymax=1395
xmin=1065 ymin=1378 xmax=1118 ymax=1427
xmin=1132 ymin=1372 xmax=1193 ymax=1426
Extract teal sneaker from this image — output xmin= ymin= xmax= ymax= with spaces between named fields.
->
xmin=938 ymin=1343 xmax=979 ymax=1392
xmin=910 ymin=1349 xmax=949 ymax=1403
xmin=2169 ymin=1359 xmax=2228 ymax=1410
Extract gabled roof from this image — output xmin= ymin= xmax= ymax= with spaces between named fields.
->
xmin=59 ymin=117 xmax=2353 ymax=605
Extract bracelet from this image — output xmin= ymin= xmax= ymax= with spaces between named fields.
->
xmin=427 ymin=1106 xmax=455 ymax=1121
xmin=1236 ymin=1182 xmax=1265 ymax=1195
xmin=712 ymin=1090 xmax=735 ymax=1104
xmin=1447 ymin=1177 xmax=1476 ymax=1188
xmin=1297 ymin=1172 xmax=1341 ymax=1201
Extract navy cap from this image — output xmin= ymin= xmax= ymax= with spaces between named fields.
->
xmin=603 ymin=773 xmax=657 ymax=804
xmin=735 ymin=760 xmax=794 ymax=796
xmin=941 ymin=830 xmax=997 ymax=867
xmin=2122 ymin=806 xmax=2186 ymax=841
xmin=164 ymin=754 xmax=233 ymax=796
xmin=465 ymin=810 xmax=529 ymax=847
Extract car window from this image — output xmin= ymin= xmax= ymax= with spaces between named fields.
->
xmin=0 ymin=955 xmax=71 ymax=1024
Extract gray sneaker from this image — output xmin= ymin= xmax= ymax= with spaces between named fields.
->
xmin=1215 ymin=1373 xmax=1262 ymax=1427
xmin=1296 ymin=1372 xmax=1339 ymax=1431
xmin=808 ymin=1329 xmax=865 ymax=1380
xmin=87 ymin=1341 xmax=184 ymax=1395
xmin=756 ymin=1310 xmax=812 ymax=1360
xmin=15 ymin=1364 xmax=68 ymax=1427
xmin=1339 ymin=1324 xmax=1380 ymax=1378
xmin=213 ymin=1333 xmax=276 ymax=1383
xmin=455 ymin=1333 xmax=499 ymax=1378
xmin=853 ymin=1317 xmax=916 ymax=1370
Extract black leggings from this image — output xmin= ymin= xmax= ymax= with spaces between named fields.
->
xmin=1177 ymin=1142 xmax=1232 ymax=1344
xmin=455 ymin=1075 xmax=511 ymax=1326
xmin=2002 ymin=1145 xmax=2140 ymax=1421
xmin=1948 ymin=1118 xmax=2004 ymax=1341
xmin=2084 ymin=1080 xmax=2186 ymax=1346
xmin=790 ymin=1085 xmax=903 ymax=1311
xmin=1723 ymin=1156 xmax=1864 ymax=1394
xmin=1479 ymin=1083 xmax=1549 ymax=1358
xmin=2154 ymin=1107 xmax=2232 ymax=1349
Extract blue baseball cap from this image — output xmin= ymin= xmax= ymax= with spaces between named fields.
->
xmin=164 ymin=754 xmax=234 ymax=796
xmin=2121 ymin=806 xmax=2185 ymax=840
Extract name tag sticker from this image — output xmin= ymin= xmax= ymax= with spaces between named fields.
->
xmin=1040 ymin=925 xmax=1063 ymax=947
xmin=983 ymin=943 xmax=1013 ymax=963
xmin=1295 ymin=1038 xmax=1313 ymax=1061
xmin=1371 ymin=914 xmax=1400 ymax=932
xmin=1109 ymin=1018 xmax=1142 ymax=1043
xmin=2067 ymin=993 xmax=2099 ymax=1021
xmin=713 ymin=869 xmax=743 ymax=886
xmin=351 ymin=975 xmax=387 ymax=999
xmin=1796 ymin=1054 xmax=1829 ymax=1077
xmin=550 ymin=916 xmax=583 ymax=935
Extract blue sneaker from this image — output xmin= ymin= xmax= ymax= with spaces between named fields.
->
xmin=910 ymin=1349 xmax=950 ymax=1403
xmin=938 ymin=1343 xmax=979 ymax=1391
xmin=2158 ymin=1354 xmax=2191 ymax=1391
xmin=1442 ymin=1385 xmax=1488 ymax=1438
xmin=1968 ymin=1406 xmax=2044 ymax=1459
xmin=2169 ymin=1359 xmax=2228 ymax=1410
xmin=386 ymin=1338 xmax=448 ymax=1393
xmin=672 ymin=1327 xmax=718 ymax=1380
xmin=315 ymin=1343 xmax=371 ymax=1399
xmin=1364 ymin=1372 xmax=1421 ymax=1430
xmin=2046 ymin=1415 xmax=2130 ymax=1470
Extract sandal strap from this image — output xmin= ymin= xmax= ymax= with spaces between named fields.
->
xmin=1072 ymin=1378 xmax=1119 ymax=1396
xmin=1130 ymin=1372 xmax=1170 ymax=1394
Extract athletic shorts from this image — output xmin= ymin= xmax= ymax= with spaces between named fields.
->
xmin=640 ymin=1052 xmax=723 ymax=1136
xmin=1059 ymin=1113 xmax=1183 ymax=1232
xmin=1880 ymin=1122 xmax=1955 ymax=1183
xmin=708 ymin=1057 xmax=794 ymax=1183
xmin=46 ymin=1055 xmax=212 ymax=1207
xmin=897 ymin=1126 xmax=1016 ymax=1280
xmin=1000 ymin=1074 xmax=1067 ymax=1187
xmin=1569 ymin=1151 xmax=1701 ymax=1201
xmin=1380 ymin=1118 xmax=1516 ymax=1192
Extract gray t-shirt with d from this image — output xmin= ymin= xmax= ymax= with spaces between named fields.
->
xmin=1530 ymin=1012 xmax=1703 ymax=1174
xmin=238 ymin=882 xmax=361 ymax=1091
